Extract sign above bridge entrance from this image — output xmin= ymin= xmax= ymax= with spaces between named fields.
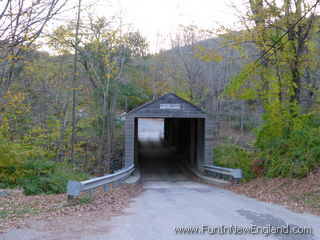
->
xmin=160 ymin=104 xmax=181 ymax=109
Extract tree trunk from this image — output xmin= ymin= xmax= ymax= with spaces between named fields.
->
xmin=240 ymin=100 xmax=245 ymax=135
xmin=71 ymin=0 xmax=81 ymax=163
xmin=55 ymin=98 xmax=70 ymax=161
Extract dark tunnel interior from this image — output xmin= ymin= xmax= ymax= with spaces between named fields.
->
xmin=135 ymin=118 xmax=205 ymax=180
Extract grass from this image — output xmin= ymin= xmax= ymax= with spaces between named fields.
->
xmin=291 ymin=190 xmax=320 ymax=209
xmin=79 ymin=195 xmax=91 ymax=204
xmin=64 ymin=194 xmax=92 ymax=207
xmin=0 ymin=210 xmax=8 ymax=218
xmin=12 ymin=207 xmax=34 ymax=216
xmin=0 ymin=199 xmax=62 ymax=221
xmin=1 ymin=202 xmax=45 ymax=219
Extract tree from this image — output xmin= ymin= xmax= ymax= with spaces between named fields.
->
xmin=79 ymin=18 xmax=147 ymax=173
xmin=71 ymin=0 xmax=82 ymax=163
xmin=50 ymin=16 xmax=148 ymax=173
xmin=171 ymin=26 xmax=207 ymax=103
xmin=222 ymin=0 xmax=320 ymax=177
xmin=0 ymin=0 xmax=67 ymax=89
xmin=225 ymin=0 xmax=319 ymax=113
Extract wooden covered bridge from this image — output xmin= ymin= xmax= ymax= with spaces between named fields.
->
xmin=124 ymin=93 xmax=215 ymax=173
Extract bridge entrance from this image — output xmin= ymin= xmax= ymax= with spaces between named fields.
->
xmin=124 ymin=93 xmax=214 ymax=175
xmin=137 ymin=118 xmax=187 ymax=181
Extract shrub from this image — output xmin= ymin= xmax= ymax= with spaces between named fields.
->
xmin=0 ymin=133 xmax=89 ymax=195
xmin=255 ymin=113 xmax=320 ymax=178
xmin=213 ymin=144 xmax=255 ymax=181
xmin=252 ymin=158 xmax=267 ymax=176
xmin=0 ymin=130 xmax=39 ymax=187
xmin=18 ymin=159 xmax=89 ymax=195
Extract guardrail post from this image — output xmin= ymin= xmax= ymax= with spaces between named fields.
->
xmin=88 ymin=188 xmax=95 ymax=197
xmin=67 ymin=180 xmax=82 ymax=199
xmin=232 ymin=169 xmax=243 ymax=180
xmin=103 ymin=184 xmax=109 ymax=192
xmin=114 ymin=179 xmax=122 ymax=187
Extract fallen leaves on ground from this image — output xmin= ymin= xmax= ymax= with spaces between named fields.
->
xmin=227 ymin=169 xmax=320 ymax=216
xmin=0 ymin=183 xmax=143 ymax=233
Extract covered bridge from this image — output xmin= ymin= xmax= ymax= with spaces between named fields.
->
xmin=124 ymin=93 xmax=214 ymax=173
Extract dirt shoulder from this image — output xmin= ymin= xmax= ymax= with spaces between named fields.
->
xmin=0 ymin=183 xmax=144 ymax=235
xmin=227 ymin=169 xmax=320 ymax=216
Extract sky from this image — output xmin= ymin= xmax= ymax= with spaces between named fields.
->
xmin=52 ymin=0 xmax=245 ymax=53
xmin=97 ymin=0 xmax=243 ymax=52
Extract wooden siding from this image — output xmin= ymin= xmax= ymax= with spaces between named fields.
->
xmin=127 ymin=93 xmax=207 ymax=118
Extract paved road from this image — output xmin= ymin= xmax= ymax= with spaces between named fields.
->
xmin=2 ymin=119 xmax=320 ymax=240
xmin=85 ymin=183 xmax=319 ymax=240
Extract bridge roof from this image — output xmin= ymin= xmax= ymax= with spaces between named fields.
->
xmin=126 ymin=93 xmax=206 ymax=118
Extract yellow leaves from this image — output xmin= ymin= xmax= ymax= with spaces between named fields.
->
xmin=4 ymin=91 xmax=26 ymax=107
xmin=292 ymin=81 xmax=298 ymax=89
xmin=18 ymin=45 xmax=29 ymax=51
xmin=0 ymin=116 xmax=10 ymax=134
xmin=192 ymin=45 xmax=224 ymax=63
xmin=6 ymin=54 xmax=16 ymax=60
xmin=105 ymin=73 xmax=113 ymax=79
xmin=0 ymin=91 xmax=30 ymax=137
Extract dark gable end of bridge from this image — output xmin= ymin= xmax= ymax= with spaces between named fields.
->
xmin=124 ymin=93 xmax=214 ymax=171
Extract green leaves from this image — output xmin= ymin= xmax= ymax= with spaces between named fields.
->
xmin=223 ymin=62 xmax=260 ymax=100
xmin=18 ymin=160 xmax=89 ymax=195
xmin=213 ymin=144 xmax=256 ymax=181
xmin=255 ymin=112 xmax=320 ymax=178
